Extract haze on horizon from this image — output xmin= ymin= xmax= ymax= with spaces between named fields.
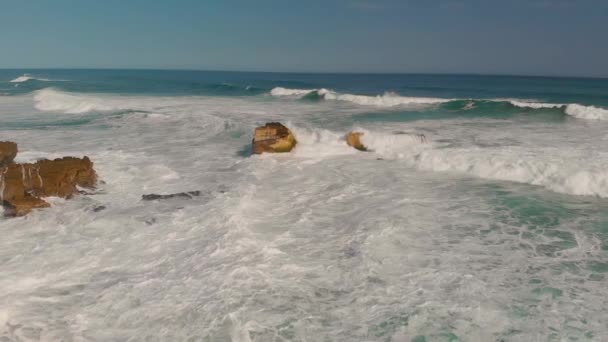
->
xmin=1 ymin=0 xmax=607 ymax=78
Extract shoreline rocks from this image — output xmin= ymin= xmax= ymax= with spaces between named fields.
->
xmin=252 ymin=122 xmax=297 ymax=154
xmin=0 ymin=142 xmax=97 ymax=216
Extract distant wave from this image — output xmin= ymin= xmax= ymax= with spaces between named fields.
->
xmin=509 ymin=100 xmax=608 ymax=120
xmin=270 ymin=87 xmax=608 ymax=121
xmin=9 ymin=74 xmax=68 ymax=83
xmin=270 ymin=87 xmax=451 ymax=107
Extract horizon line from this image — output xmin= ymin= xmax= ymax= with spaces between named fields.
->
xmin=0 ymin=67 xmax=607 ymax=81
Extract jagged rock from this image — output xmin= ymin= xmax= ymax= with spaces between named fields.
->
xmin=345 ymin=131 xmax=367 ymax=151
xmin=252 ymin=122 xmax=296 ymax=154
xmin=1 ymin=156 xmax=97 ymax=216
xmin=0 ymin=141 xmax=17 ymax=167
xmin=142 ymin=191 xmax=201 ymax=201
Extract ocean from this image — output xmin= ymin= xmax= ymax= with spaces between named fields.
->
xmin=1 ymin=69 xmax=607 ymax=341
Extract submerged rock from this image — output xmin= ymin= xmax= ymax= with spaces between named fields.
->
xmin=142 ymin=191 xmax=201 ymax=201
xmin=0 ymin=141 xmax=17 ymax=167
xmin=345 ymin=131 xmax=367 ymax=151
xmin=0 ymin=152 xmax=97 ymax=216
xmin=252 ymin=122 xmax=296 ymax=154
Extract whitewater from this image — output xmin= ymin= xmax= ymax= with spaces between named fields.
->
xmin=1 ymin=71 xmax=608 ymax=341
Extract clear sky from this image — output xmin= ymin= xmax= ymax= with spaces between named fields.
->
xmin=1 ymin=0 xmax=607 ymax=77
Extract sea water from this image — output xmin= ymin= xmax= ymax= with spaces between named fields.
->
xmin=0 ymin=70 xmax=607 ymax=341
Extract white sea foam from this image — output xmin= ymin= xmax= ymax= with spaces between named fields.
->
xmin=2 ymin=88 xmax=608 ymax=341
xmin=402 ymin=148 xmax=608 ymax=198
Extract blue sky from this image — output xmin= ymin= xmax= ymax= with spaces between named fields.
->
xmin=1 ymin=0 xmax=607 ymax=77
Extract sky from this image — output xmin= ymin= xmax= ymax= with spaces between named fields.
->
xmin=1 ymin=0 xmax=607 ymax=77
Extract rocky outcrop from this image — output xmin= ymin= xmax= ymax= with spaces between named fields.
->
xmin=0 ymin=141 xmax=17 ymax=167
xmin=252 ymin=122 xmax=297 ymax=154
xmin=0 ymin=144 xmax=97 ymax=216
xmin=345 ymin=131 xmax=367 ymax=151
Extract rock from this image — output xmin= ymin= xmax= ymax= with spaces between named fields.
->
xmin=33 ymin=157 xmax=97 ymax=198
xmin=252 ymin=122 xmax=296 ymax=154
xmin=3 ymin=196 xmax=50 ymax=217
xmin=345 ymin=131 xmax=367 ymax=151
xmin=142 ymin=191 xmax=201 ymax=201
xmin=0 ymin=141 xmax=17 ymax=167
xmin=0 ymin=156 xmax=97 ymax=216
xmin=92 ymin=205 xmax=106 ymax=212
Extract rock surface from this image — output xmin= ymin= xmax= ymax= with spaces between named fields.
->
xmin=345 ymin=131 xmax=367 ymax=151
xmin=252 ymin=122 xmax=297 ymax=154
xmin=0 ymin=141 xmax=17 ymax=167
xmin=0 ymin=146 xmax=97 ymax=216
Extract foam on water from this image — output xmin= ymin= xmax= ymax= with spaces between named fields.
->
xmin=1 ymin=87 xmax=608 ymax=341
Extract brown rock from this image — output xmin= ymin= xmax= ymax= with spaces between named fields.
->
xmin=0 ymin=156 xmax=97 ymax=216
xmin=34 ymin=157 xmax=97 ymax=198
xmin=3 ymin=196 xmax=50 ymax=217
xmin=0 ymin=141 xmax=17 ymax=167
xmin=345 ymin=131 xmax=367 ymax=151
xmin=252 ymin=122 xmax=297 ymax=154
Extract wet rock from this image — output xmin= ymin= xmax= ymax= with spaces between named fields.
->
xmin=1 ymin=156 xmax=97 ymax=216
xmin=141 ymin=191 xmax=201 ymax=201
xmin=0 ymin=141 xmax=17 ymax=167
xmin=345 ymin=131 xmax=367 ymax=151
xmin=252 ymin=122 xmax=296 ymax=154
xmin=92 ymin=205 xmax=106 ymax=212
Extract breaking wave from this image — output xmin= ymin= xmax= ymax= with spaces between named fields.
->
xmin=405 ymin=148 xmax=608 ymax=198
xmin=33 ymin=89 xmax=124 ymax=114
xmin=271 ymin=87 xmax=608 ymax=120
xmin=270 ymin=87 xmax=451 ymax=107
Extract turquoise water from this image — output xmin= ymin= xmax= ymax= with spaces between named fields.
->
xmin=0 ymin=70 xmax=607 ymax=341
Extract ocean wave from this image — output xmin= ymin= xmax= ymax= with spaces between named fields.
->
xmin=270 ymin=87 xmax=451 ymax=107
xmin=270 ymin=87 xmax=316 ymax=96
xmin=564 ymin=104 xmax=608 ymax=120
xmin=271 ymin=88 xmax=608 ymax=121
xmin=9 ymin=74 xmax=67 ymax=83
xmin=508 ymin=100 xmax=564 ymax=109
xmin=34 ymin=89 xmax=124 ymax=114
